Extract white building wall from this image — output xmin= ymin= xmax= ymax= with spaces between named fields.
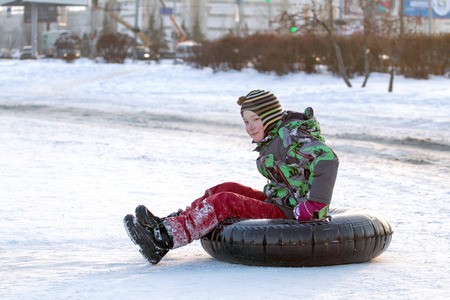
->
xmin=1 ymin=0 xmax=449 ymax=53
xmin=0 ymin=11 xmax=28 ymax=50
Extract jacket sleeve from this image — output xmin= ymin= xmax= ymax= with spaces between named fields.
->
xmin=290 ymin=140 xmax=339 ymax=204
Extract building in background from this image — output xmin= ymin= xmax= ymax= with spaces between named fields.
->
xmin=1 ymin=0 xmax=449 ymax=56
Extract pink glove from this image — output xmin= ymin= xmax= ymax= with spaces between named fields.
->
xmin=293 ymin=201 xmax=328 ymax=221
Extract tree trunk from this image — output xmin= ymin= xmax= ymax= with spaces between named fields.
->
xmin=331 ymin=37 xmax=352 ymax=87
xmin=388 ymin=64 xmax=394 ymax=92
xmin=362 ymin=48 xmax=370 ymax=87
xmin=388 ymin=38 xmax=398 ymax=92
xmin=311 ymin=1 xmax=351 ymax=87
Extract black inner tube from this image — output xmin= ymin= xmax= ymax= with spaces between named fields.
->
xmin=201 ymin=208 xmax=393 ymax=267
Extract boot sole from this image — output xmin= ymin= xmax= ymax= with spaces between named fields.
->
xmin=123 ymin=214 xmax=168 ymax=265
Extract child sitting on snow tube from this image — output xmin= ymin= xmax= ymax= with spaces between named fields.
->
xmin=124 ymin=89 xmax=339 ymax=265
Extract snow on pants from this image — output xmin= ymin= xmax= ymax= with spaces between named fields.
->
xmin=164 ymin=182 xmax=287 ymax=249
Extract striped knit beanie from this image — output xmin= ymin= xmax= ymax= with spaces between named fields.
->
xmin=237 ymin=89 xmax=283 ymax=133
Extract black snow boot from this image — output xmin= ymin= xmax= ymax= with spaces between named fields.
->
xmin=135 ymin=204 xmax=183 ymax=228
xmin=123 ymin=214 xmax=173 ymax=265
xmin=135 ymin=204 xmax=162 ymax=227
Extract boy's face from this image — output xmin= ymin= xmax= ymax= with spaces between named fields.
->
xmin=242 ymin=110 xmax=265 ymax=142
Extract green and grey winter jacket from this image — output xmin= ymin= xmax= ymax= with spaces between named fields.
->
xmin=256 ymin=110 xmax=339 ymax=219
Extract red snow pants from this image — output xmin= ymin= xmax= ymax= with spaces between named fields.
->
xmin=164 ymin=182 xmax=287 ymax=248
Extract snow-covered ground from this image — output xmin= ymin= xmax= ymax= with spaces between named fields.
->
xmin=0 ymin=59 xmax=449 ymax=299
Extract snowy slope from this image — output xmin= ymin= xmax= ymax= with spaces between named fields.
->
xmin=0 ymin=59 xmax=449 ymax=299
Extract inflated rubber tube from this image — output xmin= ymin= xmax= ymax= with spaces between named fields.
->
xmin=201 ymin=208 xmax=393 ymax=267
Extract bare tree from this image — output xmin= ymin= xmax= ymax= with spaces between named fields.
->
xmin=358 ymin=0 xmax=375 ymax=88
xmin=103 ymin=0 xmax=119 ymax=34
xmin=310 ymin=0 xmax=352 ymax=87
xmin=271 ymin=1 xmax=352 ymax=87
xmin=147 ymin=9 xmax=168 ymax=54
xmin=377 ymin=12 xmax=403 ymax=92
